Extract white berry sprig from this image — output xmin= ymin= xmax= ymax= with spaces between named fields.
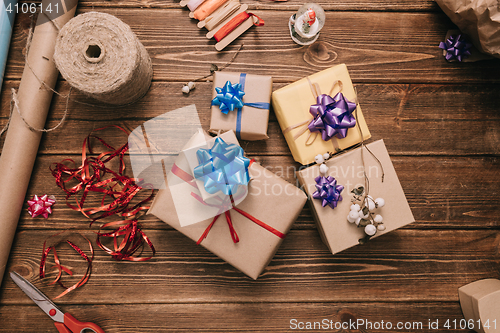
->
xmin=347 ymin=186 xmax=386 ymax=243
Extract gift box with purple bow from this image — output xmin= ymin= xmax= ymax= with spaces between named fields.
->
xmin=297 ymin=140 xmax=414 ymax=256
xmin=210 ymin=72 xmax=272 ymax=141
xmin=272 ymin=64 xmax=371 ymax=165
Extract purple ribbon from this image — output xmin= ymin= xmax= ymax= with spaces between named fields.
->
xmin=308 ymin=92 xmax=357 ymax=141
xmin=312 ymin=175 xmax=344 ymax=209
xmin=439 ymin=34 xmax=472 ymax=62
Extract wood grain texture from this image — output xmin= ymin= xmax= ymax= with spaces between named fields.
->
xmin=0 ymin=302 xmax=478 ymax=332
xmin=2 ymin=81 xmax=500 ymax=156
xmin=77 ymin=0 xmax=441 ymax=12
xmin=9 ymin=154 xmax=500 ymax=230
xmin=3 ymin=9 xmax=500 ymax=83
xmin=1 ymin=229 xmax=499 ymax=305
xmin=1 ymin=1 xmax=499 ymax=332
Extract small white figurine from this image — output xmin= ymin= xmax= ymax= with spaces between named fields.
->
xmin=289 ymin=3 xmax=325 ymax=45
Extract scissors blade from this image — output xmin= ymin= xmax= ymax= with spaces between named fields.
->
xmin=10 ymin=271 xmax=65 ymax=324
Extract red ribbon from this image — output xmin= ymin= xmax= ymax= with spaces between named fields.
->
xmin=40 ymin=232 xmax=94 ymax=299
xmin=214 ymin=12 xmax=264 ymax=42
xmin=51 ymin=125 xmax=154 ymax=225
xmin=50 ymin=125 xmax=155 ymax=261
xmin=95 ymin=219 xmax=156 ymax=261
xmin=171 ymin=162 xmax=286 ymax=245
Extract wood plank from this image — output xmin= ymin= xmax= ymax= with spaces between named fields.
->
xmin=0 ymin=303 xmax=477 ymax=332
xmin=4 ymin=9 xmax=500 ymax=83
xmin=1 ymin=229 xmax=499 ymax=304
xmin=11 ymin=154 xmax=500 ymax=230
xmin=2 ymin=81 xmax=499 ymax=156
xmin=77 ymin=0 xmax=441 ymax=12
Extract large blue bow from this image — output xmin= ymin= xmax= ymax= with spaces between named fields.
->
xmin=312 ymin=175 xmax=344 ymax=209
xmin=308 ymin=92 xmax=357 ymax=141
xmin=439 ymin=34 xmax=472 ymax=62
xmin=193 ymin=137 xmax=250 ymax=195
xmin=211 ymin=81 xmax=246 ymax=114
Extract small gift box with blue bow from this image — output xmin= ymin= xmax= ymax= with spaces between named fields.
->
xmin=148 ymin=130 xmax=307 ymax=279
xmin=210 ymin=71 xmax=272 ymax=141
xmin=272 ymin=64 xmax=371 ymax=165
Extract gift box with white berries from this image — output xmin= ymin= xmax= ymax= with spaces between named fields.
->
xmin=297 ymin=139 xmax=414 ymax=254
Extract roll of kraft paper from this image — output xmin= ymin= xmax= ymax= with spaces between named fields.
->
xmin=0 ymin=0 xmax=17 ymax=93
xmin=54 ymin=12 xmax=153 ymax=105
xmin=0 ymin=0 xmax=77 ymax=287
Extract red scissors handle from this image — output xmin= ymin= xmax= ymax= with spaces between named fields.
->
xmin=54 ymin=313 xmax=105 ymax=333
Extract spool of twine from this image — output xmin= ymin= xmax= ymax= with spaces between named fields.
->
xmin=53 ymin=12 xmax=153 ymax=105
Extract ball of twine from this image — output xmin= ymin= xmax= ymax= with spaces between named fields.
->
xmin=54 ymin=12 xmax=153 ymax=105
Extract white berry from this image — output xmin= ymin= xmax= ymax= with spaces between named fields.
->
xmin=350 ymin=203 xmax=360 ymax=211
xmin=374 ymin=214 xmax=383 ymax=223
xmin=365 ymin=224 xmax=377 ymax=236
xmin=348 ymin=211 xmax=358 ymax=222
xmin=187 ymin=81 xmax=195 ymax=90
xmin=355 ymin=217 xmax=361 ymax=226
xmin=182 ymin=85 xmax=190 ymax=94
xmin=375 ymin=198 xmax=385 ymax=208
xmin=323 ymin=153 xmax=330 ymax=160
xmin=314 ymin=154 xmax=324 ymax=164
xmin=366 ymin=199 xmax=376 ymax=212
xmin=377 ymin=224 xmax=386 ymax=231
xmin=359 ymin=210 xmax=369 ymax=219
xmin=319 ymin=164 xmax=329 ymax=174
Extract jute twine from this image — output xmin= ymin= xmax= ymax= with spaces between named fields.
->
xmin=53 ymin=12 xmax=153 ymax=105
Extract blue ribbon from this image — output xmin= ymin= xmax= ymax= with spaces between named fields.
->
xmin=211 ymin=73 xmax=270 ymax=140
xmin=193 ymin=137 xmax=251 ymax=195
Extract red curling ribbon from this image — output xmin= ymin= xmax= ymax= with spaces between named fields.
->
xmin=171 ymin=164 xmax=197 ymax=188
xmin=171 ymin=161 xmax=286 ymax=245
xmin=40 ymin=233 xmax=94 ymax=299
xmin=214 ymin=12 xmax=265 ymax=42
xmin=50 ymin=125 xmax=154 ymax=225
xmin=95 ymin=220 xmax=156 ymax=261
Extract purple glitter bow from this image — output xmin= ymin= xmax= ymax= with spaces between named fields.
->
xmin=308 ymin=92 xmax=357 ymax=141
xmin=312 ymin=175 xmax=344 ymax=209
xmin=439 ymin=34 xmax=472 ymax=62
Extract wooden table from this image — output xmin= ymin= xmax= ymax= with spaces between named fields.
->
xmin=1 ymin=0 xmax=499 ymax=331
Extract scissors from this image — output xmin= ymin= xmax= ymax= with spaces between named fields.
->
xmin=10 ymin=271 xmax=105 ymax=333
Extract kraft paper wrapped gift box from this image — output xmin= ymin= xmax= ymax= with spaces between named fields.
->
xmin=297 ymin=140 xmax=414 ymax=255
xmin=272 ymin=64 xmax=371 ymax=165
xmin=459 ymin=279 xmax=500 ymax=333
xmin=209 ymin=71 xmax=272 ymax=141
xmin=148 ymin=130 xmax=307 ymax=279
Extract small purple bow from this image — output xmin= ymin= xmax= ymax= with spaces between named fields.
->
xmin=439 ymin=34 xmax=472 ymax=62
xmin=308 ymin=92 xmax=357 ymax=141
xmin=312 ymin=175 xmax=344 ymax=209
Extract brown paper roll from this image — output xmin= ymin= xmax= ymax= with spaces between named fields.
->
xmin=0 ymin=0 xmax=77 ymax=287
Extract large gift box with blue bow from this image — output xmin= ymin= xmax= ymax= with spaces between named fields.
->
xmin=210 ymin=72 xmax=272 ymax=141
xmin=297 ymin=140 xmax=414 ymax=255
xmin=272 ymin=64 xmax=371 ymax=165
xmin=148 ymin=130 xmax=307 ymax=279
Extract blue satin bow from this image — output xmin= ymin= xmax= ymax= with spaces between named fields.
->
xmin=211 ymin=81 xmax=246 ymax=114
xmin=211 ymin=74 xmax=270 ymax=140
xmin=308 ymin=92 xmax=357 ymax=141
xmin=193 ymin=137 xmax=250 ymax=195
xmin=312 ymin=175 xmax=344 ymax=209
